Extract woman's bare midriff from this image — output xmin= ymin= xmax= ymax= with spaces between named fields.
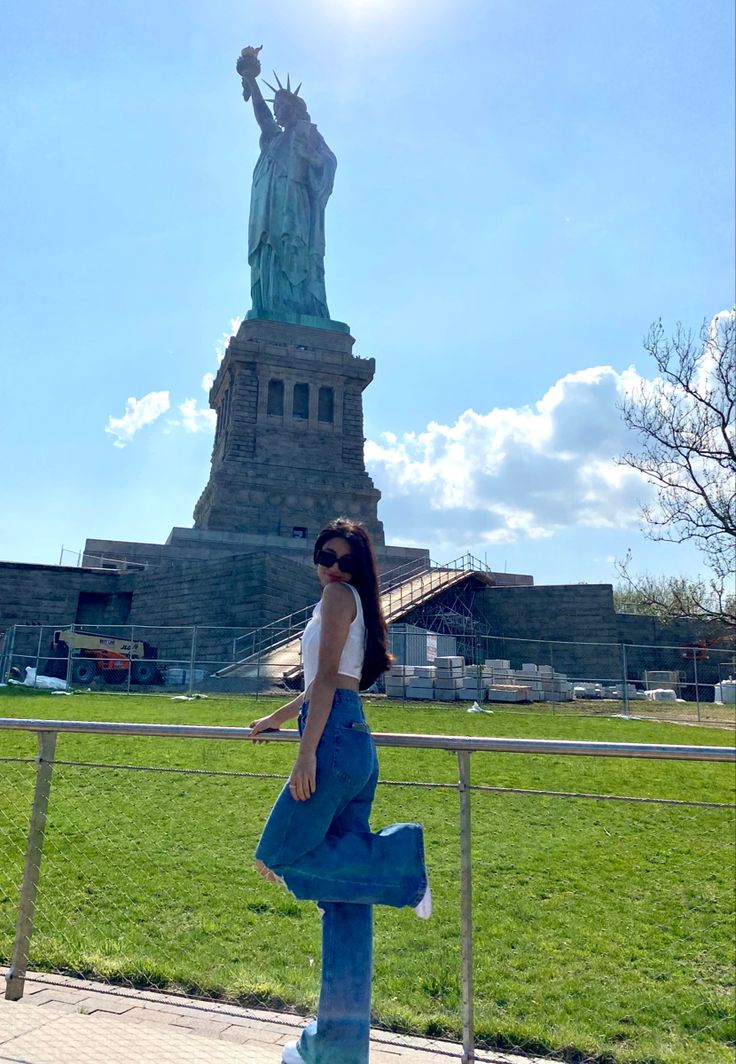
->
xmin=335 ymin=673 xmax=360 ymax=692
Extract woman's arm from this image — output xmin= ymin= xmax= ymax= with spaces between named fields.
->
xmin=289 ymin=582 xmax=355 ymax=800
xmin=249 ymin=691 xmax=304 ymax=743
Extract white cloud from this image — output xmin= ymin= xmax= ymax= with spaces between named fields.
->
xmin=178 ymin=398 xmax=217 ymax=434
xmin=707 ymin=307 xmax=735 ymax=349
xmin=215 ymin=317 xmax=243 ymax=363
xmin=165 ymin=373 xmax=217 ymax=434
xmin=111 ymin=319 xmax=227 ymax=444
xmin=105 ymin=391 xmax=170 ymax=448
xmin=698 ymin=307 xmax=735 ymax=393
xmin=366 ymin=365 xmax=651 ymax=548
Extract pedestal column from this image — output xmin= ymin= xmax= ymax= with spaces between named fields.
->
xmin=193 ymin=319 xmax=385 ymax=546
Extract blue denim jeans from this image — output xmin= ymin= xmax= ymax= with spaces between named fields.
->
xmin=254 ymin=689 xmax=427 ymax=1064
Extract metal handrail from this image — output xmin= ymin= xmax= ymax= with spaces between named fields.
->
xmin=2 ymin=715 xmax=733 ymax=1064
xmin=382 ymin=563 xmax=483 ymax=621
xmin=1 ymin=718 xmax=733 ymax=760
xmin=378 ymin=554 xmax=432 ymax=593
xmin=59 ymin=546 xmax=148 ymax=572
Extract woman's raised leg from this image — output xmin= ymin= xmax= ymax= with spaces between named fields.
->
xmin=262 ymin=762 xmax=427 ymax=908
xmin=256 ymin=726 xmax=427 ymax=910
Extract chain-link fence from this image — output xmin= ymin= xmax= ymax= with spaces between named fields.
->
xmin=3 ymin=622 xmax=734 ymax=724
xmin=1 ymin=720 xmax=734 ymax=1063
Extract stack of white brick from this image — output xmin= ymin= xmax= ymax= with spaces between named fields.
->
xmin=385 ymin=658 xmax=573 ymax=703
xmin=385 ymin=665 xmax=414 ymax=698
xmin=434 ymin=655 xmax=465 ymax=701
xmin=459 ymin=663 xmax=486 ymax=701
xmin=482 ymin=658 xmax=528 ymax=702
xmin=515 ymin=662 xmax=544 ymax=701
xmin=406 ymin=665 xmax=436 ymax=700
xmin=386 ymin=664 xmax=438 ymax=700
xmin=483 ymin=660 xmax=573 ymax=702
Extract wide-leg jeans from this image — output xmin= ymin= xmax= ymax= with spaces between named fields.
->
xmin=254 ymin=689 xmax=428 ymax=1064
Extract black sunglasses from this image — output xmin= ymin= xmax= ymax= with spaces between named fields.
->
xmin=315 ymin=548 xmax=357 ymax=574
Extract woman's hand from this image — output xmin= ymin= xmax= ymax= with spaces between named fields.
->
xmin=249 ymin=714 xmax=280 ymax=744
xmin=288 ymin=750 xmax=317 ymax=802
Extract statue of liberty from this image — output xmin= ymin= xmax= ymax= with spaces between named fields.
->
xmin=236 ymin=47 xmax=340 ymax=328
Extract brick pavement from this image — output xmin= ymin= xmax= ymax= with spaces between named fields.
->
xmin=0 ymin=972 xmax=536 ymax=1063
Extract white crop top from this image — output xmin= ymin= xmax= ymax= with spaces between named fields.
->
xmin=301 ymin=583 xmax=366 ymax=691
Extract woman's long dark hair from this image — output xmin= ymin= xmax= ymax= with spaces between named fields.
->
xmin=313 ymin=518 xmax=392 ymax=689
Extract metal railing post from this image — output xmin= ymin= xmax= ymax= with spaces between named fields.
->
xmin=189 ymin=626 xmax=198 ymax=695
xmin=404 ymin=626 xmax=408 ymax=702
xmin=64 ymin=625 xmax=74 ymax=689
xmin=457 ymin=750 xmax=474 ymax=1063
xmin=0 ymin=628 xmax=7 ymax=683
xmin=7 ymin=625 xmax=17 ymax=682
xmin=127 ymin=625 xmax=134 ymax=694
xmin=33 ymin=628 xmax=44 ymax=687
xmin=693 ymin=648 xmax=701 ymax=721
xmin=621 ymin=643 xmax=630 ymax=717
xmin=5 ymin=730 xmax=57 ymax=1001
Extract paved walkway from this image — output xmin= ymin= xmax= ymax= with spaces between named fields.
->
xmin=0 ymin=972 xmax=534 ymax=1063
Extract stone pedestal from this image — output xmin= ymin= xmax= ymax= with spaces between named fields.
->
xmin=192 ymin=318 xmax=385 ymax=545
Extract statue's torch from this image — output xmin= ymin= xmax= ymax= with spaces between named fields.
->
xmin=236 ymin=46 xmax=263 ymax=100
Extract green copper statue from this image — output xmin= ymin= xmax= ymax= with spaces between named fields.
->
xmin=237 ymin=47 xmax=339 ymax=328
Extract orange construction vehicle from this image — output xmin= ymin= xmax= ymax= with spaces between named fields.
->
xmin=51 ymin=629 xmax=160 ymax=685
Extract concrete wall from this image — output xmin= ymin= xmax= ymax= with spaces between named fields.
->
xmin=461 ymin=585 xmax=732 ymax=687
xmin=0 ymin=554 xmax=319 ymax=630
xmin=467 ymin=584 xmax=622 ymax=679
xmin=85 ymin=529 xmax=430 ymax=576
xmin=0 ymin=553 xmax=320 ymax=670
xmin=0 ymin=562 xmax=137 ymax=667
xmin=82 ymin=540 xmax=168 ymax=569
xmin=0 ymin=562 xmax=131 ymax=629
xmin=616 ymin=612 xmax=734 ymax=690
xmin=127 ymin=552 xmax=319 ymax=629
xmin=3 ymin=556 xmax=730 ymax=690
xmin=122 ymin=551 xmax=321 ymax=665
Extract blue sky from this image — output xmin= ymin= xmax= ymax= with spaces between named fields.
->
xmin=1 ymin=0 xmax=733 ymax=585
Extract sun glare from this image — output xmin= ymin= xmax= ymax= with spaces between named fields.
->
xmin=325 ymin=0 xmax=407 ymax=18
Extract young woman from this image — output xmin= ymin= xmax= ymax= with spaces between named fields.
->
xmin=250 ymin=517 xmax=431 ymax=1064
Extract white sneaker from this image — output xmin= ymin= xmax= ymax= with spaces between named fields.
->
xmin=414 ymin=881 xmax=432 ymax=919
xmin=282 ymin=1040 xmax=305 ymax=1063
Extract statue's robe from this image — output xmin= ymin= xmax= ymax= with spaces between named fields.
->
xmin=249 ymin=120 xmax=337 ymax=320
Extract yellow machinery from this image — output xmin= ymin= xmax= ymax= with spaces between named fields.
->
xmin=51 ymin=628 xmax=160 ymax=685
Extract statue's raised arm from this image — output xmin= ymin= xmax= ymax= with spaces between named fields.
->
xmin=235 ymin=46 xmax=338 ymax=327
xmin=237 ymin=47 xmax=279 ymax=144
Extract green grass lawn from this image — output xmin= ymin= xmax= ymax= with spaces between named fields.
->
xmin=1 ymin=688 xmax=734 ymax=1064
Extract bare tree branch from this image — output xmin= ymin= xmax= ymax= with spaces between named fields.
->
xmin=614 ymin=552 xmax=736 ymax=629
xmin=616 ymin=312 xmax=736 ymax=626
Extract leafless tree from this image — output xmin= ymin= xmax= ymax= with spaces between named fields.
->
xmin=617 ymin=311 xmax=735 ymax=628
xmin=614 ymin=556 xmax=736 ymax=628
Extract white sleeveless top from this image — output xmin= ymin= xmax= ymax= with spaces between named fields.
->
xmin=301 ymin=583 xmax=365 ymax=691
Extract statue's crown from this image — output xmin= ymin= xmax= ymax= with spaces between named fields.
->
xmin=263 ymin=71 xmax=302 ymax=102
